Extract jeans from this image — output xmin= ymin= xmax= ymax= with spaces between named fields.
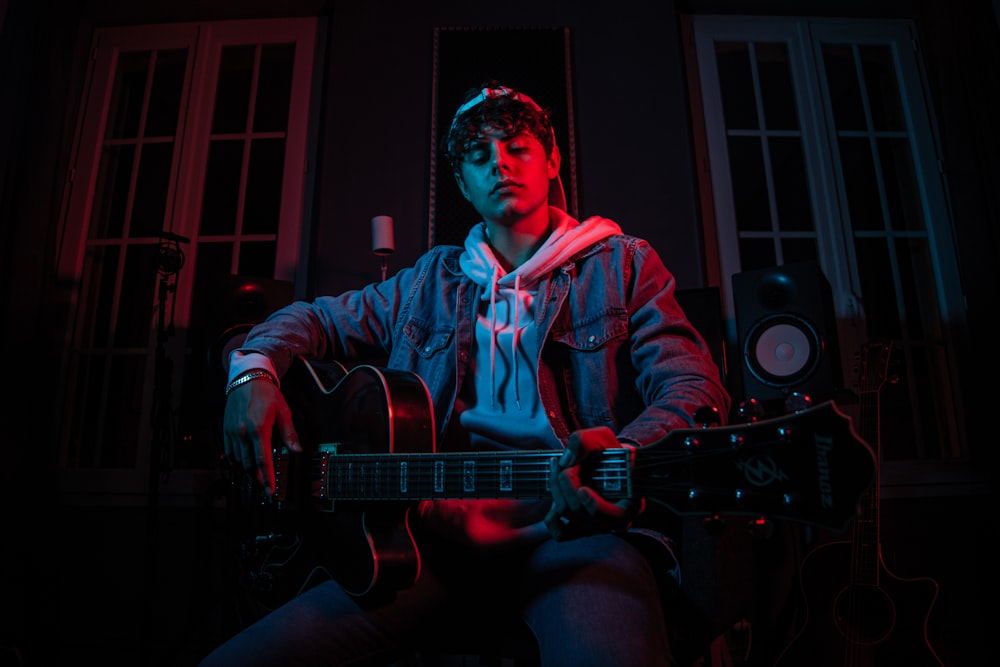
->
xmin=199 ymin=530 xmax=675 ymax=667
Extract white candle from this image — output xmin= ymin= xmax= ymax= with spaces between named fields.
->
xmin=371 ymin=215 xmax=395 ymax=255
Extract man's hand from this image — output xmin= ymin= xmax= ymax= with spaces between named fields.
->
xmin=544 ymin=426 xmax=638 ymax=540
xmin=223 ymin=379 xmax=301 ymax=495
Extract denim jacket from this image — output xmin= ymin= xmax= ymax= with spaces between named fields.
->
xmin=239 ymin=233 xmax=730 ymax=450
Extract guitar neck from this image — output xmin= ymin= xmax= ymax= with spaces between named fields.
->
xmin=274 ymin=357 xmax=875 ymax=531
xmin=306 ymin=447 xmax=632 ymax=502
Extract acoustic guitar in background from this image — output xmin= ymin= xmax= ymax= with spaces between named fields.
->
xmin=774 ymin=340 xmax=945 ymax=666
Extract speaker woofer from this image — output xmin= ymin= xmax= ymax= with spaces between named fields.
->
xmin=743 ymin=314 xmax=822 ymax=386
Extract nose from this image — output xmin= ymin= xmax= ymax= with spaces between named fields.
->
xmin=489 ymin=143 xmax=511 ymax=172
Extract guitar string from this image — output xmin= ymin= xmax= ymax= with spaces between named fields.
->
xmin=313 ymin=446 xmax=796 ymax=510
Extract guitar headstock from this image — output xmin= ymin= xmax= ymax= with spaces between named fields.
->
xmin=636 ymin=400 xmax=875 ymax=532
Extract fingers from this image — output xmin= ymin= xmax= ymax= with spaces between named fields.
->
xmin=545 ymin=427 xmax=635 ymax=540
xmin=222 ymin=380 xmax=296 ymax=496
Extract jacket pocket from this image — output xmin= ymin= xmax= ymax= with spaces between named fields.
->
xmin=403 ymin=318 xmax=454 ymax=359
xmin=551 ymin=308 xmax=628 ymax=350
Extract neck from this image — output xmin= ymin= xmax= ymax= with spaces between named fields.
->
xmin=485 ymin=207 xmax=552 ymax=270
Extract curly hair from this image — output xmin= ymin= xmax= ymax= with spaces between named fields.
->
xmin=442 ymin=82 xmax=556 ymax=175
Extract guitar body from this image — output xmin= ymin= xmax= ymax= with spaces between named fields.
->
xmin=775 ymin=538 xmax=943 ymax=666
xmin=243 ymin=357 xmax=437 ymax=601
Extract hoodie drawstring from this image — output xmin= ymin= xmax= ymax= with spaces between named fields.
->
xmin=512 ymin=273 xmax=521 ymax=410
xmin=487 ymin=267 xmax=522 ymax=410
xmin=489 ymin=265 xmax=498 ymax=406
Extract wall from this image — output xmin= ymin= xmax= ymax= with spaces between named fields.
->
xmin=0 ymin=1 xmax=997 ymax=665
xmin=314 ymin=0 xmax=707 ymax=295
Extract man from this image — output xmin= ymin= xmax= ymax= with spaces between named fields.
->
xmin=201 ymin=82 xmax=730 ymax=667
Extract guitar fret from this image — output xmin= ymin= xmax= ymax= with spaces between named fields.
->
xmin=499 ymin=460 xmax=512 ymax=492
xmin=433 ymin=460 xmax=445 ymax=493
xmin=463 ymin=460 xmax=475 ymax=492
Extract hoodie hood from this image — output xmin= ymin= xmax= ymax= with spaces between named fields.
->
xmin=459 ymin=207 xmax=623 ymax=292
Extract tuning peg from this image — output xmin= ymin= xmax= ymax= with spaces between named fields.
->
xmin=692 ymin=405 xmax=722 ymax=427
xmin=784 ymin=391 xmax=812 ymax=413
xmin=736 ymin=398 xmax=765 ymax=422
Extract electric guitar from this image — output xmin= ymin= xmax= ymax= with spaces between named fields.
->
xmin=774 ymin=341 xmax=945 ymax=666
xmin=236 ymin=357 xmax=876 ymax=602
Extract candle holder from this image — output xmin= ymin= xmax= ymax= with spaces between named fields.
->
xmin=371 ymin=215 xmax=395 ymax=282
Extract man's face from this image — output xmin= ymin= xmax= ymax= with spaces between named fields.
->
xmin=456 ymin=125 xmax=560 ymax=224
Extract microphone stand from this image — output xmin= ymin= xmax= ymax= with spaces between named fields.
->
xmin=143 ymin=232 xmax=187 ymax=660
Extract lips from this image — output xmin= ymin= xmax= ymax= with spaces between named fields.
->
xmin=492 ymin=180 xmax=521 ymax=194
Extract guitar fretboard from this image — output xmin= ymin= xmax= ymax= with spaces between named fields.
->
xmin=309 ymin=447 xmax=633 ymax=501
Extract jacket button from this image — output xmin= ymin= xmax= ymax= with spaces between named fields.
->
xmin=424 ymin=346 xmax=431 ymax=353
xmin=587 ymin=335 xmax=596 ymax=344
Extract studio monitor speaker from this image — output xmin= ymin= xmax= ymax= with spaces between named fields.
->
xmin=731 ymin=260 xmax=841 ymax=410
xmin=189 ymin=273 xmax=294 ymax=405
xmin=206 ymin=274 xmax=295 ymax=376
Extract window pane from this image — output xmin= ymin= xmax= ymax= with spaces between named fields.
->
xmin=771 ymin=137 xmax=813 ymax=231
xmin=757 ymin=42 xmax=798 ymax=130
xmin=716 ymin=42 xmax=758 ymax=130
xmin=116 ymin=244 xmax=159 ymax=347
xmin=90 ymin=145 xmax=135 ymax=240
xmin=213 ymin=45 xmax=255 ymax=134
xmin=245 ymin=138 xmax=285 ymax=234
xmin=822 ymin=43 xmax=866 ymax=132
xmin=146 ymin=49 xmax=188 ymax=137
xmin=737 ymin=237 xmax=777 ymax=271
xmin=194 ymin=242 xmax=235 ymax=283
xmin=79 ymin=244 xmax=120 ymax=348
xmin=781 ymin=238 xmax=819 ymax=265
xmin=106 ymin=51 xmax=150 ymax=139
xmin=729 ymin=136 xmax=771 ymax=231
xmin=254 ymin=43 xmax=295 ymax=132
xmin=854 ymin=236 xmax=899 ymax=339
xmin=839 ymin=136 xmax=883 ymax=231
xmin=238 ymin=241 xmax=277 ymax=277
xmin=130 ymin=141 xmax=173 ymax=238
xmin=200 ymin=139 xmax=243 ymax=235
xmin=896 ymin=236 xmax=936 ymax=340
xmin=861 ymin=45 xmax=905 ymax=132
xmin=879 ymin=137 xmax=925 ymax=232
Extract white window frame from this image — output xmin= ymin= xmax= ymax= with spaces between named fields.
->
xmin=54 ymin=18 xmax=319 ymax=503
xmin=689 ymin=15 xmax=969 ymax=488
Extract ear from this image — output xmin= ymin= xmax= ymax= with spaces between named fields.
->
xmin=547 ymin=144 xmax=562 ymax=179
xmin=454 ymin=171 xmax=471 ymax=201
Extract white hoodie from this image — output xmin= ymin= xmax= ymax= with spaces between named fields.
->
xmin=455 ymin=208 xmax=623 ymax=452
